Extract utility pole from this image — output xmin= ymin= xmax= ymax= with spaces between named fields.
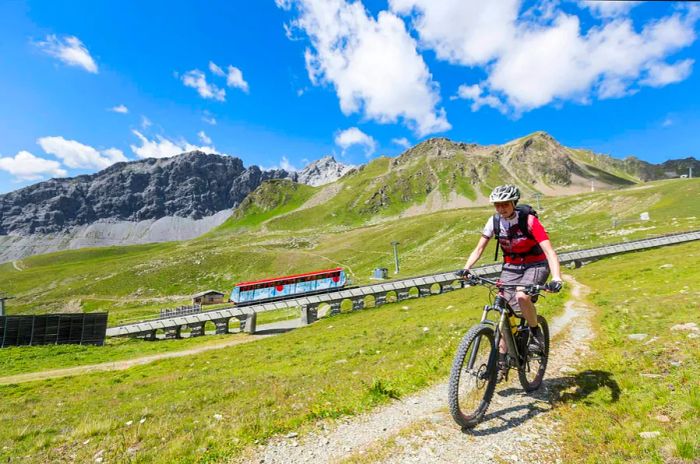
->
xmin=391 ymin=241 xmax=400 ymax=275
xmin=533 ymin=192 xmax=542 ymax=210
xmin=591 ymin=180 xmax=595 ymax=192
xmin=690 ymin=167 xmax=693 ymax=179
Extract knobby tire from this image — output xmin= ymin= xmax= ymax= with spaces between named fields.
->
xmin=518 ymin=315 xmax=550 ymax=392
xmin=448 ymin=324 xmax=497 ymax=429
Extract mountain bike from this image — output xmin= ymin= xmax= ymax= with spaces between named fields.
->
xmin=447 ymin=272 xmax=555 ymax=429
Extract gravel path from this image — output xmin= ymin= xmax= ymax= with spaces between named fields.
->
xmin=239 ymin=275 xmax=594 ymax=464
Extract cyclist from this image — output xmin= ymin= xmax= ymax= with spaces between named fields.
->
xmin=461 ymin=184 xmax=562 ymax=380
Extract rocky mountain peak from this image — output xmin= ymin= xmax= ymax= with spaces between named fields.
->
xmin=505 ymin=131 xmax=559 ymax=149
xmin=295 ymin=156 xmax=354 ymax=187
xmin=0 ymin=152 xmax=292 ymax=235
xmin=393 ymin=138 xmax=480 ymax=166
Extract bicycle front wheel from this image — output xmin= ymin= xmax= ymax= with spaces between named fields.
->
xmin=448 ymin=324 xmax=498 ymax=429
xmin=518 ymin=315 xmax=550 ymax=392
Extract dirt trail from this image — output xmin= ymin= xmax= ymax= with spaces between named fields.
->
xmin=0 ymin=333 xmax=279 ymax=385
xmin=240 ymin=274 xmax=594 ymax=464
xmin=11 ymin=260 xmax=23 ymax=271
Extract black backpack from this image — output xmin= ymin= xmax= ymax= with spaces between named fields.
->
xmin=492 ymin=204 xmax=542 ymax=261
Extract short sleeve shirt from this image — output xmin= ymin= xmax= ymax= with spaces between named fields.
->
xmin=482 ymin=211 xmax=549 ymax=264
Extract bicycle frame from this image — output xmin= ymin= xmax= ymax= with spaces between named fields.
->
xmin=471 ymin=294 xmax=525 ymax=369
xmin=463 ymin=275 xmax=546 ymax=372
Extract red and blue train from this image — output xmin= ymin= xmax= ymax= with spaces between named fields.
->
xmin=230 ymin=267 xmax=347 ymax=305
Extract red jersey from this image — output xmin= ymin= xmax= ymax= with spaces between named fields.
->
xmin=482 ymin=212 xmax=549 ymax=265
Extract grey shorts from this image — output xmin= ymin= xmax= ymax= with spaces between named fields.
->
xmin=500 ymin=262 xmax=550 ymax=314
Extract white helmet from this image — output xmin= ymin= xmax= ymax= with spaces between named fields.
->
xmin=489 ymin=184 xmax=520 ymax=203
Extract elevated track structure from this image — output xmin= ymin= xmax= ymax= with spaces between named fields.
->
xmin=107 ymin=230 xmax=700 ymax=340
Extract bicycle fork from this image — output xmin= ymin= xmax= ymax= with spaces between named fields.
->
xmin=496 ymin=312 xmax=523 ymax=370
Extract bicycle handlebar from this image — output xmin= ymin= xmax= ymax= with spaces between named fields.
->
xmin=454 ymin=270 xmax=555 ymax=295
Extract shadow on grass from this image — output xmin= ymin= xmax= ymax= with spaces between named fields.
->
xmin=253 ymin=327 xmax=296 ymax=335
xmin=464 ymin=370 xmax=620 ymax=436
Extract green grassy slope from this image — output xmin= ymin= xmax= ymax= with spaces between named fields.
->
xmin=559 ymin=241 xmax=700 ymax=463
xmin=211 ymin=179 xmax=316 ymax=232
xmin=0 ymin=179 xmax=698 ymax=325
xmin=568 ymin=148 xmax=641 ymax=184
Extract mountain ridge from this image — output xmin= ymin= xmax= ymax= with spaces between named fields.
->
xmin=0 ymin=133 xmax=697 ymax=261
xmin=0 ymin=151 xmax=292 ymax=235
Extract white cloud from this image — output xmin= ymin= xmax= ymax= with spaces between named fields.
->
xmin=130 ymin=130 xmax=218 ymax=159
xmin=279 ymin=0 xmax=450 ymax=136
xmin=641 ymin=59 xmax=694 ymax=87
xmin=37 ymin=136 xmax=127 ymax=169
xmin=36 ymin=34 xmax=98 ymax=73
xmin=181 ymin=69 xmax=226 ymax=101
xmin=392 ymin=137 xmax=411 ymax=148
xmin=102 ymin=148 xmax=128 ymax=164
xmin=662 ymin=117 xmax=673 ymax=127
xmin=141 ymin=116 xmax=152 ymax=129
xmin=109 ymin=104 xmax=129 ymax=114
xmin=202 ymin=113 xmax=217 ymax=125
xmin=197 ymin=130 xmax=213 ymax=145
xmin=393 ymin=2 xmax=699 ymax=114
xmin=391 ymin=0 xmax=519 ymax=66
xmin=209 ymin=61 xmax=225 ymax=76
xmin=0 ymin=150 xmax=67 ymax=180
xmin=335 ymin=127 xmax=377 ymax=157
xmin=261 ymin=156 xmax=299 ymax=172
xmin=453 ymin=83 xmax=508 ymax=113
xmin=280 ymin=156 xmax=298 ymax=172
xmin=579 ymin=1 xmax=640 ymax=18
xmin=226 ymin=66 xmax=250 ymax=93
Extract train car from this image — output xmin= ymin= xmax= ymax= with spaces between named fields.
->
xmin=230 ymin=267 xmax=347 ymax=305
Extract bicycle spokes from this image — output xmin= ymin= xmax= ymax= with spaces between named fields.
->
xmin=457 ymin=331 xmax=495 ymax=415
xmin=518 ymin=316 xmax=550 ymax=392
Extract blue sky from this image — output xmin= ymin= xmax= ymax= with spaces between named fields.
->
xmin=1 ymin=0 xmax=699 ymax=193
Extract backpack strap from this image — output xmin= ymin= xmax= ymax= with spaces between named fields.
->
xmin=492 ymin=214 xmax=500 ymax=261
xmin=515 ymin=206 xmax=538 ymax=241
xmin=498 ymin=210 xmax=544 ymax=260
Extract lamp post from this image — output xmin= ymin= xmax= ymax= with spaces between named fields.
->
xmin=391 ymin=241 xmax=400 ymax=275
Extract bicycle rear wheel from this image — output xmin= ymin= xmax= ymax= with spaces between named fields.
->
xmin=518 ymin=315 xmax=549 ymax=392
xmin=448 ymin=324 xmax=497 ymax=429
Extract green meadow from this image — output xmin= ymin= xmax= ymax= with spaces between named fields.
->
xmin=556 ymin=241 xmax=700 ymax=463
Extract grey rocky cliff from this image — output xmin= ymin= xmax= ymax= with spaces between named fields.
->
xmin=294 ymin=156 xmax=354 ymax=187
xmin=0 ymin=151 xmax=292 ymax=236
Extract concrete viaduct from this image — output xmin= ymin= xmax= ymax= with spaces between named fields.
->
xmin=106 ymin=230 xmax=700 ymax=340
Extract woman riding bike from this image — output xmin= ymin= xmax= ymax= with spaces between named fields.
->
xmin=462 ymin=184 xmax=563 ymax=381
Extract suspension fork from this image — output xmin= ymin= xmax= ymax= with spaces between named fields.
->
xmin=466 ymin=305 xmax=494 ymax=369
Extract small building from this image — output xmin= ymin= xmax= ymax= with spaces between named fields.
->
xmin=192 ymin=290 xmax=226 ymax=306
xmin=371 ymin=268 xmax=389 ymax=280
